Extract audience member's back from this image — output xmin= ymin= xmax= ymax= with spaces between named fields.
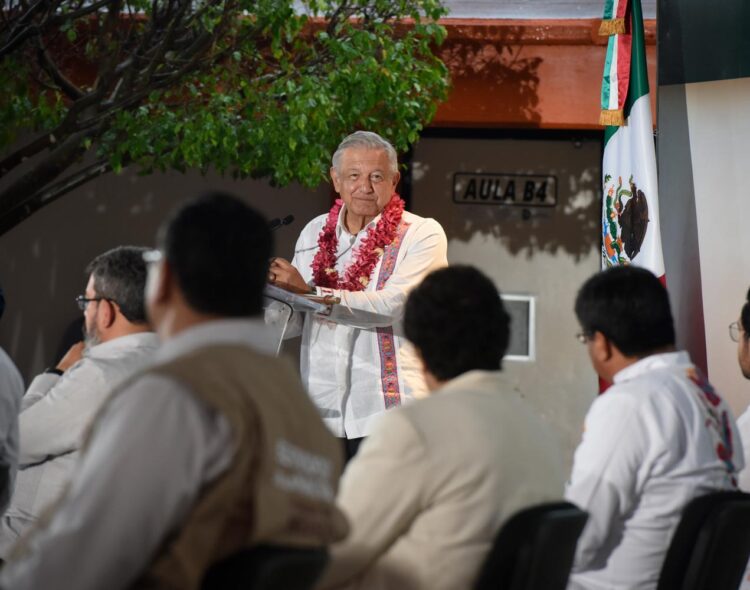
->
xmin=0 ymin=193 xmax=346 ymax=590
xmin=0 ymin=346 xmax=22 ymax=513
xmin=317 ymin=266 xmax=565 ymax=590
xmin=0 ymin=246 xmax=158 ymax=555
xmin=729 ymin=288 xmax=750 ymax=590
xmin=733 ymin=287 xmax=750 ymax=492
xmin=0 ymin=284 xmax=24 ymax=514
xmin=566 ymin=266 xmax=742 ymax=590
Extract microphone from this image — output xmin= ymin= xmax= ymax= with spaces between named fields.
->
xmin=268 ymin=215 xmax=294 ymax=231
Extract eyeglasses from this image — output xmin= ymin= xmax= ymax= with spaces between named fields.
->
xmin=75 ymin=295 xmax=114 ymax=311
xmin=576 ymin=332 xmax=591 ymax=344
xmin=729 ymin=321 xmax=743 ymax=343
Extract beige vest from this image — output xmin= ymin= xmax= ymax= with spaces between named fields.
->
xmin=13 ymin=344 xmax=347 ymax=590
xmin=135 ymin=344 xmax=347 ymax=589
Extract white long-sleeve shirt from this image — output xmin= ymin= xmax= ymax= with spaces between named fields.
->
xmin=0 ymin=319 xmax=277 ymax=590
xmin=289 ymin=206 xmax=447 ymax=438
xmin=0 ymin=348 xmax=23 ymax=513
xmin=734 ymin=409 xmax=750 ymax=590
xmin=0 ymin=332 xmax=159 ymax=555
xmin=737 ymin=409 xmax=750 ymax=491
xmin=566 ymin=351 xmax=743 ymax=590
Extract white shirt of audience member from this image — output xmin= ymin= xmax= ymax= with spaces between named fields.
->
xmin=0 ymin=320 xmax=273 ymax=590
xmin=0 ymin=331 xmax=159 ymax=555
xmin=731 ymin=315 xmax=750 ymax=590
xmin=566 ymin=351 xmax=742 ymax=590
xmin=0 ymin=347 xmax=23 ymax=512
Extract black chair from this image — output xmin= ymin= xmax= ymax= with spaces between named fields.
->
xmin=657 ymin=490 xmax=750 ymax=590
xmin=201 ymin=544 xmax=328 ymax=590
xmin=474 ymin=501 xmax=588 ymax=590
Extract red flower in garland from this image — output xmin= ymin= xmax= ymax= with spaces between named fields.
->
xmin=311 ymin=194 xmax=405 ymax=291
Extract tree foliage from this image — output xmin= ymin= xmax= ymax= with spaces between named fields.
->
xmin=0 ymin=0 xmax=449 ymax=233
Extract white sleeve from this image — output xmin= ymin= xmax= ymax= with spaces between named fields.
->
xmin=0 ymin=351 xmax=22 ymax=511
xmin=269 ymin=228 xmax=318 ymax=340
xmin=565 ymin=394 xmax=646 ymax=572
xmin=20 ymin=373 xmax=59 ymax=412
xmin=317 ymin=410 xmax=427 ymax=589
xmin=0 ymin=375 xmax=233 ymax=590
xmin=736 ymin=410 xmax=750 ymax=492
xmin=18 ymin=360 xmax=107 ymax=465
xmin=316 ymin=219 xmax=448 ymax=329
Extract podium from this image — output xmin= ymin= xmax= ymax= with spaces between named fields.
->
xmin=263 ymin=284 xmax=338 ymax=356
xmin=263 ymin=284 xmax=397 ymax=355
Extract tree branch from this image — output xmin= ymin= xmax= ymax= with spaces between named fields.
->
xmin=48 ymin=0 xmax=115 ymax=26
xmin=35 ymin=41 xmax=85 ymax=100
xmin=0 ymin=129 xmax=91 ymax=216
xmin=37 ymin=158 xmax=113 ymax=205
xmin=0 ymin=158 xmax=113 ymax=236
xmin=0 ymin=132 xmax=55 ymax=178
xmin=0 ymin=0 xmax=51 ymax=59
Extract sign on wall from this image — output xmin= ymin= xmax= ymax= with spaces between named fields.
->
xmin=453 ymin=172 xmax=557 ymax=207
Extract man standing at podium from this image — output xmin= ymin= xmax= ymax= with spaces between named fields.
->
xmin=269 ymin=131 xmax=448 ymax=459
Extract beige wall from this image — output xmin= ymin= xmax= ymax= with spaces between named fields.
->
xmin=410 ymin=135 xmax=601 ymax=470
xmin=0 ymin=168 xmax=330 ymax=381
xmin=686 ymin=76 xmax=750 ymax=418
xmin=1 ymin=134 xmax=604 ymax=471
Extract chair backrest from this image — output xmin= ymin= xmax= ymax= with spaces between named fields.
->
xmin=201 ymin=544 xmax=328 ymax=590
xmin=473 ymin=501 xmax=588 ymax=590
xmin=657 ymin=490 xmax=750 ymax=590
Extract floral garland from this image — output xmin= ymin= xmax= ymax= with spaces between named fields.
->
xmin=311 ymin=194 xmax=405 ymax=291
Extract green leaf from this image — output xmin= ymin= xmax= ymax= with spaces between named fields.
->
xmin=0 ymin=0 xmax=450 ymax=218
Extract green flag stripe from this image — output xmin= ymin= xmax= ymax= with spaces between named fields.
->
xmin=603 ymin=0 xmax=649 ymax=146
xmin=604 ymin=123 xmax=617 ymax=145
xmin=624 ymin=0 xmax=649 ymax=115
xmin=602 ymin=0 xmax=615 ymax=19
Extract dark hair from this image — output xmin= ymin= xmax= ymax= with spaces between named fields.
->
xmin=86 ymin=246 xmax=149 ymax=323
xmin=404 ymin=265 xmax=510 ymax=381
xmin=158 ymin=192 xmax=272 ymax=316
xmin=742 ymin=287 xmax=750 ymax=341
xmin=575 ymin=266 xmax=675 ymax=357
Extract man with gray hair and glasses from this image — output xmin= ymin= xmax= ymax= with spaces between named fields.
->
xmin=269 ymin=130 xmax=448 ymax=460
xmin=0 ymin=246 xmax=158 ymax=554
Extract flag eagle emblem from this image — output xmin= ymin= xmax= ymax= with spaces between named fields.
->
xmin=603 ymin=173 xmax=650 ymax=266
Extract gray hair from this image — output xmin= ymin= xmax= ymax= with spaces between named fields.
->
xmin=86 ymin=246 xmax=150 ymax=324
xmin=332 ymin=131 xmax=398 ymax=174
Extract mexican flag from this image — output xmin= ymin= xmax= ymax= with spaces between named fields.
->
xmin=599 ymin=0 xmax=665 ymax=281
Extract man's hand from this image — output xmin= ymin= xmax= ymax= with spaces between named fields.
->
xmin=268 ymin=258 xmax=311 ymax=294
xmin=57 ymin=341 xmax=85 ymax=372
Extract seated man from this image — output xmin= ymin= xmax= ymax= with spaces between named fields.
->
xmin=0 ymin=246 xmax=158 ymax=554
xmin=732 ymin=288 xmax=750 ymax=590
xmin=566 ymin=266 xmax=743 ymax=590
xmin=0 ymin=283 xmax=23 ymax=515
xmin=0 ymin=192 xmax=346 ymax=590
xmin=317 ymin=265 xmax=565 ymax=590
xmin=733 ymin=287 xmax=750 ymax=491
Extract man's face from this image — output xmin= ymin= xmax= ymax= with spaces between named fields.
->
xmin=330 ymin=147 xmax=400 ymax=221
xmin=580 ymin=330 xmax=610 ymax=381
xmin=82 ymin=275 xmax=102 ymax=347
xmin=737 ymin=321 xmax=750 ymax=379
